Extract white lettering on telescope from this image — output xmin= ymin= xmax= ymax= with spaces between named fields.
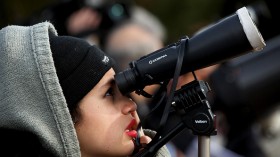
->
xmin=149 ymin=54 xmax=167 ymax=64
xmin=195 ymin=120 xmax=208 ymax=124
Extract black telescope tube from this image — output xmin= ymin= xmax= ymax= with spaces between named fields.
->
xmin=115 ymin=7 xmax=265 ymax=95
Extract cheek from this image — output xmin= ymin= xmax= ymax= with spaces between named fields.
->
xmin=75 ymin=110 xmax=135 ymax=156
xmin=75 ymin=93 xmax=136 ymax=156
xmin=76 ymin=107 xmax=118 ymax=141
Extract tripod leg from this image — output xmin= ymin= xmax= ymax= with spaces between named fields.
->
xmin=198 ymin=136 xmax=210 ymax=157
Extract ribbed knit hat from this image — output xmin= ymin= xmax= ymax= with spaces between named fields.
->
xmin=49 ymin=34 xmax=114 ymax=111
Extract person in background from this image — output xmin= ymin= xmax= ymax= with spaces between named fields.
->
xmin=105 ymin=21 xmax=163 ymax=108
xmin=27 ymin=0 xmax=131 ymax=46
xmin=27 ymin=0 xmax=166 ymax=49
xmin=0 ymin=21 xmax=170 ymax=157
xmin=103 ymin=0 xmax=167 ymax=117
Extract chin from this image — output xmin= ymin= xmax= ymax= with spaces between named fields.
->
xmin=113 ymin=146 xmax=134 ymax=157
xmin=121 ymin=138 xmax=135 ymax=155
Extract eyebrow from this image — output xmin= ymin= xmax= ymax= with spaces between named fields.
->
xmin=101 ymin=77 xmax=116 ymax=89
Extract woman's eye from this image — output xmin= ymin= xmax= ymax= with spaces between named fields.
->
xmin=105 ymin=87 xmax=114 ymax=96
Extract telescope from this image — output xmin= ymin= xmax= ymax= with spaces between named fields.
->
xmin=115 ymin=7 xmax=265 ymax=96
xmin=114 ymin=7 xmax=266 ymax=157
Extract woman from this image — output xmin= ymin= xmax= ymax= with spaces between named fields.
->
xmin=0 ymin=22 xmax=170 ymax=157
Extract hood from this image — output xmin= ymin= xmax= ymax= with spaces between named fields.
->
xmin=0 ymin=22 xmax=80 ymax=157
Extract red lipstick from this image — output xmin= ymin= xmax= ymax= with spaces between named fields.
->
xmin=126 ymin=130 xmax=137 ymax=138
xmin=125 ymin=119 xmax=138 ymax=138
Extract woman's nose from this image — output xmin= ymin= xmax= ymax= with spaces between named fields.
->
xmin=121 ymin=97 xmax=137 ymax=114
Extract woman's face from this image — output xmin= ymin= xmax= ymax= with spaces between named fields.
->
xmin=75 ymin=68 xmax=139 ymax=157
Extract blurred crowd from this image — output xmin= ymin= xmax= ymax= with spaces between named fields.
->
xmin=1 ymin=0 xmax=280 ymax=157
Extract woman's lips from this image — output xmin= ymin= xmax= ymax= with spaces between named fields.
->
xmin=126 ymin=130 xmax=138 ymax=138
xmin=125 ymin=119 xmax=138 ymax=138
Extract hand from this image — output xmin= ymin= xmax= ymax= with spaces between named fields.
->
xmin=131 ymin=111 xmax=152 ymax=148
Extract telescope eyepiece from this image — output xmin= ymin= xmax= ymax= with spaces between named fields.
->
xmin=115 ymin=68 xmax=138 ymax=94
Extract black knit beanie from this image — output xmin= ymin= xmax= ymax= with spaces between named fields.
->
xmin=49 ymin=34 xmax=114 ymax=111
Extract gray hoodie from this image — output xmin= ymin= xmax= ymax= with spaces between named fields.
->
xmin=0 ymin=22 xmax=170 ymax=157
